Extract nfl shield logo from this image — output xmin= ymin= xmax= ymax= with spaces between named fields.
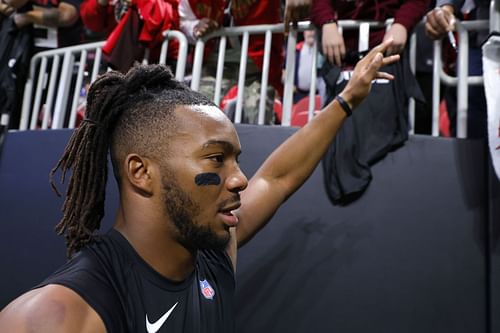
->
xmin=199 ymin=279 xmax=215 ymax=300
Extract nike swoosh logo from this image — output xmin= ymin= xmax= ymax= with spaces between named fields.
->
xmin=146 ymin=302 xmax=178 ymax=333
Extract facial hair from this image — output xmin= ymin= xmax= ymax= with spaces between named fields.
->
xmin=161 ymin=176 xmax=230 ymax=251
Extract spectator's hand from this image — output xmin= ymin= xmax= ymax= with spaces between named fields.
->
xmin=383 ymin=23 xmax=407 ymax=55
xmin=284 ymin=0 xmax=311 ymax=35
xmin=97 ymin=0 xmax=109 ymax=6
xmin=425 ymin=5 xmax=455 ymax=40
xmin=340 ymin=38 xmax=400 ymax=109
xmin=0 ymin=0 xmax=15 ymax=16
xmin=193 ymin=18 xmax=219 ymax=38
xmin=322 ymin=22 xmax=345 ymax=66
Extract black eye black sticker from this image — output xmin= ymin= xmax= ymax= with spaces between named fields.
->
xmin=194 ymin=173 xmax=221 ymax=186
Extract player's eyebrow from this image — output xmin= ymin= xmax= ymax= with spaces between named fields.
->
xmin=202 ymin=140 xmax=241 ymax=155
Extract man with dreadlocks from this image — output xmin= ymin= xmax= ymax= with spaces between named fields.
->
xmin=0 ymin=40 xmax=399 ymax=332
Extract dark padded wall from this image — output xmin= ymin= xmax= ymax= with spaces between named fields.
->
xmin=0 ymin=130 xmax=118 ymax=305
xmin=489 ymin=163 xmax=500 ymax=333
xmin=234 ymin=126 xmax=488 ymax=333
xmin=0 ymin=126 xmax=493 ymax=333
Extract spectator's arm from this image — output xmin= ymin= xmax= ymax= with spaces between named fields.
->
xmin=3 ymin=0 xmax=28 ymax=9
xmin=380 ymin=0 xmax=430 ymax=55
xmin=310 ymin=0 xmax=336 ymax=28
xmin=179 ymin=0 xmax=199 ymax=43
xmin=435 ymin=0 xmax=464 ymax=15
xmin=322 ymin=22 xmax=346 ymax=65
xmin=14 ymin=2 xmax=78 ymax=28
xmin=284 ymin=0 xmax=311 ymax=34
xmin=393 ymin=0 xmax=431 ymax=33
xmin=80 ymin=0 xmax=110 ymax=33
xmin=0 ymin=0 xmax=15 ymax=16
xmin=311 ymin=0 xmax=345 ymax=65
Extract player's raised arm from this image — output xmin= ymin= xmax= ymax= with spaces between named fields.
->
xmin=235 ymin=39 xmax=400 ymax=247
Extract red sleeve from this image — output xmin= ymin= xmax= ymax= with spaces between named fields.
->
xmin=310 ymin=0 xmax=336 ymax=27
xmin=393 ymin=0 xmax=431 ymax=32
xmin=80 ymin=0 xmax=114 ymax=33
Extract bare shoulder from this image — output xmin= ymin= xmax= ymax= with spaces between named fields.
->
xmin=0 ymin=284 xmax=106 ymax=333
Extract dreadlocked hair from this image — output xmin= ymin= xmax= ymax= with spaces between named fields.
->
xmin=50 ymin=63 xmax=215 ymax=258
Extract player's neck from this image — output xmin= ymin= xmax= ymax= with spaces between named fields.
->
xmin=114 ymin=206 xmax=197 ymax=282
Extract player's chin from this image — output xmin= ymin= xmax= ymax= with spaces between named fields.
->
xmin=207 ymin=231 xmax=231 ymax=251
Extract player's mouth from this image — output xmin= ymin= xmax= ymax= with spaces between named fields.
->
xmin=218 ymin=202 xmax=241 ymax=227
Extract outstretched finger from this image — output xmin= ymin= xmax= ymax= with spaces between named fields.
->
xmin=375 ymin=71 xmax=395 ymax=81
xmin=369 ymin=38 xmax=395 ymax=58
xmin=366 ymin=52 xmax=385 ymax=77
xmin=367 ymin=52 xmax=400 ymax=78
xmin=334 ymin=46 xmax=342 ymax=67
xmin=382 ymin=53 xmax=400 ymax=66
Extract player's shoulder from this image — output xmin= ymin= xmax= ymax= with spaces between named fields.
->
xmin=0 ymin=284 xmax=106 ymax=333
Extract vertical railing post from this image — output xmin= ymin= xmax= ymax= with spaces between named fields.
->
xmin=456 ymin=22 xmax=469 ymax=138
xmin=257 ymin=30 xmax=272 ymax=125
xmin=282 ymin=29 xmax=297 ymax=126
xmin=191 ymin=40 xmax=205 ymax=91
xmin=234 ymin=32 xmax=250 ymax=124
xmin=214 ymin=36 xmax=228 ymax=106
xmin=408 ymin=31 xmax=417 ymax=135
xmin=431 ymin=40 xmax=442 ymax=137
xmin=52 ymin=51 xmax=73 ymax=129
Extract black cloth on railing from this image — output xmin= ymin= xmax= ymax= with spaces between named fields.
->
xmin=0 ymin=16 xmax=33 ymax=129
xmin=321 ymin=51 xmax=424 ymax=205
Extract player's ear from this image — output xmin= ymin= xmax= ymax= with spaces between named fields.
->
xmin=124 ymin=154 xmax=155 ymax=196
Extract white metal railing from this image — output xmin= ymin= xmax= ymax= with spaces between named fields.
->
xmin=189 ymin=20 xmax=396 ymax=126
xmin=189 ymin=23 xmax=284 ymax=124
xmin=14 ymin=4 xmax=498 ymax=135
xmin=492 ymin=0 xmax=500 ymax=32
xmin=282 ymin=20 xmax=397 ymax=126
xmin=187 ymin=15 xmax=494 ymax=132
xmin=431 ymin=20 xmax=489 ymax=138
xmin=18 ymin=32 xmax=188 ymax=130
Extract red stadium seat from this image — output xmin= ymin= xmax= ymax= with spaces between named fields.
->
xmin=291 ymin=95 xmax=321 ymax=127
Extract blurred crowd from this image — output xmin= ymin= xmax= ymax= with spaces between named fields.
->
xmin=0 ymin=0 xmax=491 ymax=138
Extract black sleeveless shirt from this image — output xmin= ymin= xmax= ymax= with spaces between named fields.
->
xmin=38 ymin=229 xmax=235 ymax=333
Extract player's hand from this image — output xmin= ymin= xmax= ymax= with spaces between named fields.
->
xmin=194 ymin=18 xmax=219 ymax=38
xmin=383 ymin=23 xmax=407 ymax=55
xmin=425 ymin=5 xmax=455 ymax=40
xmin=284 ymin=0 xmax=311 ymax=35
xmin=340 ymin=39 xmax=400 ymax=109
xmin=322 ymin=22 xmax=345 ymax=66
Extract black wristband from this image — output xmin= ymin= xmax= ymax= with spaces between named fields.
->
xmin=335 ymin=95 xmax=352 ymax=117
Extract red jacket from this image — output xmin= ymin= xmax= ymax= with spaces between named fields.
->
xmin=311 ymin=0 xmax=430 ymax=50
xmin=80 ymin=0 xmax=116 ymax=36
xmin=102 ymin=0 xmax=179 ymax=64
xmin=189 ymin=0 xmax=284 ymax=96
